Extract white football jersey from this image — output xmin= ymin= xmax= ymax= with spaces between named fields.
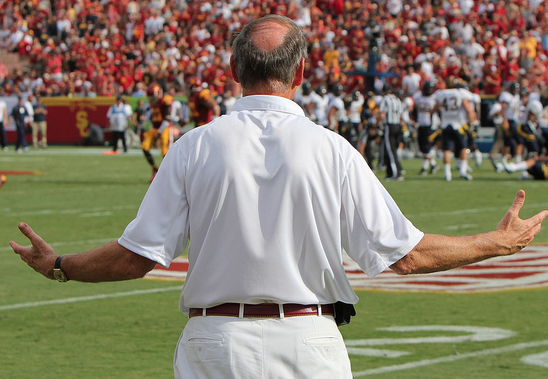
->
xmin=309 ymin=92 xmax=330 ymax=126
xmin=327 ymin=96 xmax=348 ymax=122
xmin=488 ymin=102 xmax=504 ymax=125
xmin=459 ymin=89 xmax=479 ymax=123
xmin=498 ymin=91 xmax=520 ymax=121
xmin=171 ymin=99 xmax=183 ymax=123
xmin=435 ymin=88 xmax=467 ymax=128
xmin=348 ymin=95 xmax=364 ymax=123
xmin=413 ymin=92 xmax=436 ymax=127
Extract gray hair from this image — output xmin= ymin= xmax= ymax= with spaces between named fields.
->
xmin=231 ymin=15 xmax=308 ymax=93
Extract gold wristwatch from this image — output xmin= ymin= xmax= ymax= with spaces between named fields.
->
xmin=53 ymin=255 xmax=69 ymax=282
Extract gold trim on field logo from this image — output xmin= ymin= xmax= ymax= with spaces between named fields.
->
xmin=41 ymin=97 xmax=116 ymax=109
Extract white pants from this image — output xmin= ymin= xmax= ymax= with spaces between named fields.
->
xmin=174 ymin=315 xmax=352 ymax=379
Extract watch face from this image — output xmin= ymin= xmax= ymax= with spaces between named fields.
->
xmin=53 ymin=269 xmax=68 ymax=282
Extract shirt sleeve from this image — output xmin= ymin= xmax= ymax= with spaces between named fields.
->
xmin=118 ymin=143 xmax=190 ymax=267
xmin=340 ymin=149 xmax=424 ymax=278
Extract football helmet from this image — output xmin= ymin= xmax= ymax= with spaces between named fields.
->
xmin=422 ymin=81 xmax=435 ymax=96
xmin=528 ymin=100 xmax=543 ymax=117
xmin=331 ymin=84 xmax=345 ymax=96
xmin=316 ymin=84 xmax=327 ymax=96
xmin=147 ymin=83 xmax=163 ymax=99
xmin=445 ymin=76 xmax=460 ymax=89
xmin=508 ymin=82 xmax=520 ymax=95
xmin=301 ymin=82 xmax=312 ymax=96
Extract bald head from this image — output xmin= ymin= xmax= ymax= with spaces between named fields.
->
xmin=251 ymin=21 xmax=288 ymax=52
xmin=231 ymin=15 xmax=308 ymax=95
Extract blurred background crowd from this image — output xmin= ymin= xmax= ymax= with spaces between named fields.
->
xmin=1 ymin=0 xmax=548 ymax=100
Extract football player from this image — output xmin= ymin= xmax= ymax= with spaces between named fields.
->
xmin=499 ymin=82 xmax=523 ymax=162
xmin=327 ymin=84 xmax=348 ymax=132
xmin=501 ymin=155 xmax=548 ymax=180
xmin=433 ymin=76 xmax=477 ymax=181
xmin=142 ymin=83 xmax=175 ymax=182
xmin=413 ymin=80 xmax=440 ymax=175
xmin=345 ymin=90 xmax=365 ymax=148
xmin=188 ymin=79 xmax=220 ymax=127
xmin=457 ymin=81 xmax=482 ymax=168
xmin=308 ymin=84 xmax=330 ymax=128
xmin=294 ymin=81 xmax=314 ymax=119
xmin=517 ymin=99 xmax=543 ymax=159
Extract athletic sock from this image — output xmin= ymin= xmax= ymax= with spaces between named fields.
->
xmin=515 ymin=161 xmax=528 ymax=171
xmin=459 ymin=160 xmax=469 ymax=176
xmin=444 ymin=163 xmax=451 ymax=179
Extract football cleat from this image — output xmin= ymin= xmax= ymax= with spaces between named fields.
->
xmin=474 ymin=150 xmax=483 ymax=167
xmin=149 ymin=168 xmax=159 ymax=183
xmin=460 ymin=173 xmax=473 ymax=181
xmin=490 ymin=158 xmax=504 ymax=173
xmin=501 ymin=158 xmax=515 ymax=174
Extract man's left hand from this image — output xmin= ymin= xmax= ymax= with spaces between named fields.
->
xmin=10 ymin=222 xmax=58 ymax=280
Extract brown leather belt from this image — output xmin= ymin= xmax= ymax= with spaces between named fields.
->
xmin=189 ymin=303 xmax=334 ymax=319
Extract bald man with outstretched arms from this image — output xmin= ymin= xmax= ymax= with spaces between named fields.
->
xmin=11 ymin=15 xmax=547 ymax=378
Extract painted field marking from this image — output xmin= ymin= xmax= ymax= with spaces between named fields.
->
xmin=0 ymin=170 xmax=42 ymax=175
xmin=0 ymin=286 xmax=182 ymax=312
xmin=352 ymin=339 xmax=548 ymax=377
xmin=147 ymin=246 xmax=548 ymax=293
xmin=522 ymin=351 xmax=548 ymax=369
xmin=346 ymin=325 xmax=516 ymax=361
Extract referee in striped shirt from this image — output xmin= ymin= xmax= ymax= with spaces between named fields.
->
xmin=378 ymin=83 xmax=404 ymax=181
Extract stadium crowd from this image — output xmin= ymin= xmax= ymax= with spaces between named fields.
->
xmin=1 ymin=0 xmax=547 ymax=99
xmin=2 ymin=0 xmax=548 ymax=180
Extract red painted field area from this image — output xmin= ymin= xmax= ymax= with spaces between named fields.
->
xmin=146 ymin=246 xmax=548 ymax=293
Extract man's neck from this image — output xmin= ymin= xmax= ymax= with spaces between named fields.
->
xmin=242 ymin=87 xmax=297 ymax=100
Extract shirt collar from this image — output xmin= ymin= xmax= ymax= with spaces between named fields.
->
xmin=231 ymin=95 xmax=305 ymax=117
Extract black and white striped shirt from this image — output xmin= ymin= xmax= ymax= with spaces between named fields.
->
xmin=379 ymin=94 xmax=403 ymax=125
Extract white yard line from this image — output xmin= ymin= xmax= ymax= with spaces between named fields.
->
xmin=352 ymin=340 xmax=548 ymax=377
xmin=3 ymin=204 xmax=137 ymax=217
xmin=0 ymin=286 xmax=182 ymax=312
xmin=0 ymin=238 xmax=117 ymax=252
xmin=407 ymin=203 xmax=548 ymax=218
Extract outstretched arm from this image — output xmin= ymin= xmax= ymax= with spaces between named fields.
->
xmin=391 ymin=190 xmax=548 ymax=275
xmin=10 ymin=223 xmax=157 ymax=282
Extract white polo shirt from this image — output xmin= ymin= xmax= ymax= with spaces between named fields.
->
xmin=119 ymin=95 xmax=423 ymax=314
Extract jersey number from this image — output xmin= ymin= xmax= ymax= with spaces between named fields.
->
xmin=442 ymin=97 xmax=459 ymax=112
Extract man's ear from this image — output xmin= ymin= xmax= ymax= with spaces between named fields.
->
xmin=230 ymin=55 xmax=240 ymax=84
xmin=292 ymin=58 xmax=305 ymax=88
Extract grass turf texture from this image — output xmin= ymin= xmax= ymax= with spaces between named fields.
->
xmin=1 ymin=146 xmax=548 ymax=378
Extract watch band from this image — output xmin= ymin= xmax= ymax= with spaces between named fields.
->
xmin=55 ymin=255 xmax=63 ymax=270
xmin=54 ymin=255 xmax=69 ymax=282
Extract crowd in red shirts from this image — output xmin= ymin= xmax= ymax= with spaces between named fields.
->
xmin=1 ymin=0 xmax=548 ymax=99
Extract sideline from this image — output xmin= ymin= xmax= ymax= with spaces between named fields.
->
xmin=353 ymin=339 xmax=548 ymax=377
xmin=0 ymin=285 xmax=182 ymax=312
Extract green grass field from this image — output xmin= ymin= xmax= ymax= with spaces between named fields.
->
xmin=1 ymin=146 xmax=548 ymax=378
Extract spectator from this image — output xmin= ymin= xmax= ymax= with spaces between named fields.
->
xmin=31 ymin=95 xmax=48 ymax=149
xmin=0 ymin=96 xmax=7 ymax=151
xmin=0 ymin=0 xmax=547 ymax=105
xmin=106 ymin=95 xmax=133 ymax=154
xmin=9 ymin=96 xmax=30 ymax=153
xmin=401 ymin=64 xmax=422 ymax=97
